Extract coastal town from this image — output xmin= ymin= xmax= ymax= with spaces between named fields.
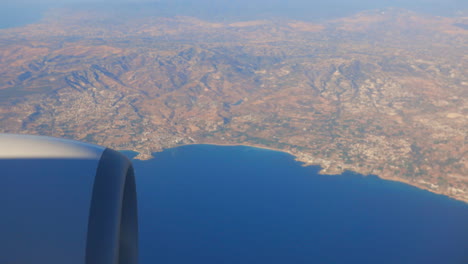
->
xmin=0 ymin=8 xmax=467 ymax=202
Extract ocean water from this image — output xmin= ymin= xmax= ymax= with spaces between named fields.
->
xmin=126 ymin=145 xmax=468 ymax=264
xmin=0 ymin=4 xmax=46 ymax=29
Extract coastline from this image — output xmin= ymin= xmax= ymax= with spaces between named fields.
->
xmin=128 ymin=143 xmax=468 ymax=204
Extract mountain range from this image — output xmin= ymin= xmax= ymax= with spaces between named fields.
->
xmin=0 ymin=8 xmax=466 ymax=202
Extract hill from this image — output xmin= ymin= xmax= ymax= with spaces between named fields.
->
xmin=0 ymin=8 xmax=467 ymax=202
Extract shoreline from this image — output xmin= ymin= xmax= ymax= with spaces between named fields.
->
xmin=128 ymin=143 xmax=468 ymax=204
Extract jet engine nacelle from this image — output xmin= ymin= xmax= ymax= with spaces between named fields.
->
xmin=0 ymin=134 xmax=138 ymax=264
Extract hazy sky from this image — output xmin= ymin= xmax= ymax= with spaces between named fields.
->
xmin=4 ymin=0 xmax=466 ymax=6
xmin=0 ymin=0 xmax=466 ymax=28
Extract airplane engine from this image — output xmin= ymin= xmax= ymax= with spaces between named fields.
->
xmin=0 ymin=134 xmax=138 ymax=264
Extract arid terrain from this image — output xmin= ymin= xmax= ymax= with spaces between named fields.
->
xmin=0 ymin=8 xmax=467 ymax=202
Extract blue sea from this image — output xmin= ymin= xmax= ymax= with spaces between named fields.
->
xmin=125 ymin=145 xmax=468 ymax=264
xmin=0 ymin=4 xmax=46 ymax=29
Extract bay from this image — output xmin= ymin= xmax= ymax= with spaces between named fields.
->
xmin=126 ymin=145 xmax=468 ymax=264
